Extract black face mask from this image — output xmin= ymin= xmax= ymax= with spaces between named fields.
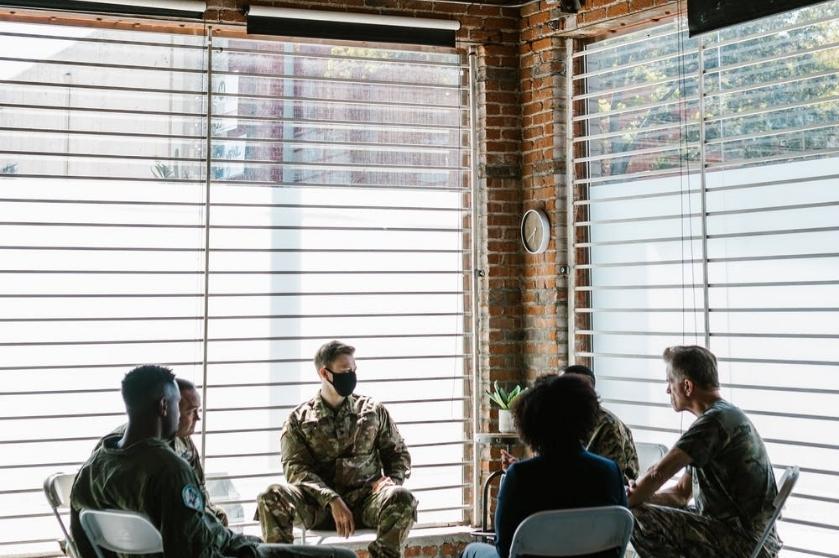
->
xmin=325 ymin=368 xmax=357 ymax=397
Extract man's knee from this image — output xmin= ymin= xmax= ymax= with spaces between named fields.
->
xmin=380 ymin=486 xmax=417 ymax=519
xmin=256 ymin=484 xmax=296 ymax=523
xmin=259 ymin=483 xmax=297 ymax=503
xmin=461 ymin=542 xmax=498 ymax=558
xmin=382 ymin=486 xmax=416 ymax=508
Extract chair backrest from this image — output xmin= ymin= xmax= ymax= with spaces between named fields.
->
xmin=44 ymin=472 xmax=76 ymax=510
xmin=508 ymin=506 xmax=634 ymax=558
xmin=636 ymin=442 xmax=668 ymax=474
xmin=44 ymin=472 xmax=81 ymax=557
xmin=79 ymin=509 xmax=163 ymax=557
xmin=749 ymin=466 xmax=800 ymax=558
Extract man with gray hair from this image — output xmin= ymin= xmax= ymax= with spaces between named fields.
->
xmin=257 ymin=341 xmax=416 ymax=558
xmin=627 ymin=346 xmax=780 ymax=558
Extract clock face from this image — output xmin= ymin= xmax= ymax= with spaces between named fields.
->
xmin=521 ymin=209 xmax=549 ymax=254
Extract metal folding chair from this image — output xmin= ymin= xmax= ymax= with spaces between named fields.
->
xmin=749 ymin=466 xmax=800 ymax=558
xmin=79 ymin=509 xmax=163 ymax=558
xmin=509 ymin=506 xmax=634 ymax=558
xmin=43 ymin=472 xmax=81 ymax=558
xmin=635 ymin=442 xmax=668 ymax=475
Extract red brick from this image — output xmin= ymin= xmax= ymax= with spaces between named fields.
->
xmin=578 ymin=6 xmax=608 ymax=24
xmin=629 ymin=0 xmax=656 ymax=9
xmin=607 ymin=1 xmax=630 ymax=17
xmin=531 ymin=37 xmax=552 ymax=52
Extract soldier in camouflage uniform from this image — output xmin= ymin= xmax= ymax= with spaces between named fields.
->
xmin=502 ymin=365 xmax=640 ymax=483
xmin=71 ymin=364 xmax=355 ymax=558
xmin=627 ymin=346 xmax=780 ymax=558
xmin=256 ymin=341 xmax=416 ymax=558
xmin=97 ymin=378 xmax=229 ymax=525
xmin=564 ymin=365 xmax=639 ymax=482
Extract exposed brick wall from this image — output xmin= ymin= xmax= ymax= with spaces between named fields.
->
xmin=553 ymin=0 xmax=678 ymax=36
xmin=518 ymin=1 xmax=563 ymax=383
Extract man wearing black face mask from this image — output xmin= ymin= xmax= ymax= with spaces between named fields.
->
xmin=256 ymin=341 xmax=415 ymax=558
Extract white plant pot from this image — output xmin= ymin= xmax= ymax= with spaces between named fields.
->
xmin=498 ymin=409 xmax=515 ymax=433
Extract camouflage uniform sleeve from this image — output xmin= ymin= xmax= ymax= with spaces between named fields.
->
xmin=280 ymin=414 xmax=339 ymax=507
xmin=618 ymin=421 xmax=640 ymax=481
xmin=588 ymin=415 xmax=640 ymax=482
xmin=69 ymin=466 xmax=105 ymax=558
xmin=177 ymin=436 xmax=226 ymax=524
xmin=376 ymin=404 xmax=411 ymax=484
xmin=147 ymin=462 xmax=256 ymax=558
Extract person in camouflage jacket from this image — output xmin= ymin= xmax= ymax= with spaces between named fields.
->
xmin=257 ymin=341 xmax=416 ymax=558
xmin=627 ymin=346 xmax=780 ymax=558
xmin=96 ymin=378 xmax=229 ymax=525
xmin=502 ymin=364 xmax=640 ymax=483
xmin=71 ymin=365 xmax=354 ymax=558
xmin=564 ymin=364 xmax=640 ymax=482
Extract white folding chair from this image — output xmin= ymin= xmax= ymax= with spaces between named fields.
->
xmin=43 ymin=472 xmax=81 ymax=558
xmin=635 ymin=442 xmax=668 ymax=475
xmin=509 ymin=506 xmax=634 ymax=558
xmin=79 ymin=509 xmax=163 ymax=558
xmin=300 ymin=527 xmax=377 ymax=544
xmin=749 ymin=466 xmax=800 ymax=558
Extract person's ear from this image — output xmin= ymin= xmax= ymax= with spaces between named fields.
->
xmin=683 ymin=378 xmax=694 ymax=396
xmin=158 ymin=396 xmax=168 ymax=418
xmin=317 ymin=367 xmax=330 ymax=382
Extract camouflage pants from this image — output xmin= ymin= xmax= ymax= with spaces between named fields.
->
xmin=257 ymin=483 xmax=417 ymax=558
xmin=630 ymin=504 xmax=775 ymax=558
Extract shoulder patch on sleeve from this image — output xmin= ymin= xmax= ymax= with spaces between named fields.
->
xmin=181 ymin=484 xmax=204 ymax=512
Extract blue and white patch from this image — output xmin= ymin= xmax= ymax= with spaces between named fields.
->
xmin=181 ymin=484 xmax=204 ymax=512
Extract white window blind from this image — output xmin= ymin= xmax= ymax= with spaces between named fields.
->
xmin=0 ymin=20 xmax=472 ymax=557
xmin=572 ymin=4 xmax=839 ymax=557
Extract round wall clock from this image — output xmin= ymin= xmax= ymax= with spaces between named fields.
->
xmin=521 ymin=208 xmax=550 ymax=254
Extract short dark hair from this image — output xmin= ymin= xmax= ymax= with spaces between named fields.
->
xmin=512 ymin=374 xmax=599 ymax=456
xmin=121 ymin=365 xmax=176 ymax=411
xmin=314 ymin=340 xmax=356 ymax=370
xmin=561 ymin=364 xmax=596 ymax=387
xmin=176 ymin=378 xmax=196 ymax=393
xmin=663 ymin=345 xmax=719 ymax=389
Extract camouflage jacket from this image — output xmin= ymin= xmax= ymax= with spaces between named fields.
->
xmin=587 ymin=407 xmax=640 ymax=482
xmin=98 ymin=424 xmax=227 ymax=525
xmin=281 ymin=392 xmax=412 ymax=507
xmin=70 ymin=434 xmax=260 ymax=558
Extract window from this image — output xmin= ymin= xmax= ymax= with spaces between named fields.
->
xmin=573 ymin=4 xmax=839 ymax=557
xmin=0 ymin=20 xmax=472 ymax=556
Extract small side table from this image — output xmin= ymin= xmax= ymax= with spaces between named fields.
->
xmin=471 ymin=433 xmax=520 ymax=543
xmin=474 ymin=432 xmax=519 ymax=451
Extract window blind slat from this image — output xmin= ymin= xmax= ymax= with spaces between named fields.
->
xmin=0 ymin=19 xmax=471 ymax=554
xmin=577 ymin=10 xmax=839 ymax=555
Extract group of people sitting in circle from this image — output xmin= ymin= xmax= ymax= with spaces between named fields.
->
xmin=68 ymin=340 xmax=780 ymax=558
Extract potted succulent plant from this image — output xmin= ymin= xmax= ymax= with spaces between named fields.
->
xmin=487 ymin=381 xmax=523 ymax=433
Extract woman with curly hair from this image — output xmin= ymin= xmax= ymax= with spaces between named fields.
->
xmin=462 ymin=374 xmax=627 ymax=558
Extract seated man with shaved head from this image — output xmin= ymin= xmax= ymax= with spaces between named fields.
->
xmin=96 ymin=377 xmax=228 ymax=525
xmin=71 ymin=364 xmax=356 ymax=558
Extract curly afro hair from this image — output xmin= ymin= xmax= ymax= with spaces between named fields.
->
xmin=512 ymin=373 xmax=599 ymax=456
